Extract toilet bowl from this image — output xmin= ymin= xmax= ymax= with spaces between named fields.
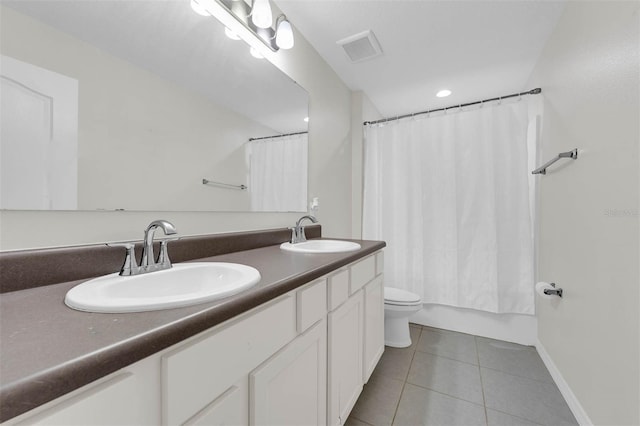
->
xmin=384 ymin=287 xmax=422 ymax=348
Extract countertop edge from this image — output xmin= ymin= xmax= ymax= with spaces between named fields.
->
xmin=0 ymin=239 xmax=385 ymax=422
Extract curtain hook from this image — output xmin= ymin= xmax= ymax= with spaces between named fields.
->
xmin=480 ymin=100 xmax=484 ymax=109
xmin=498 ymin=96 xmax=502 ymax=105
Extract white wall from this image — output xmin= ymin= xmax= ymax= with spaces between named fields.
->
xmin=0 ymin=6 xmax=352 ymax=250
xmin=0 ymin=6 xmax=274 ymax=212
xmin=265 ymin=30 xmax=353 ymax=240
xmin=527 ymin=2 xmax=639 ymax=424
xmin=350 ymin=91 xmax=382 ymax=239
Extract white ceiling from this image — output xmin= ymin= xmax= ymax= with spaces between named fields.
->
xmin=277 ymin=0 xmax=566 ymax=118
xmin=3 ymin=0 xmax=308 ymax=134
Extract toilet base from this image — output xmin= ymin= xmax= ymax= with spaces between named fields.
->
xmin=384 ymin=315 xmax=413 ymax=348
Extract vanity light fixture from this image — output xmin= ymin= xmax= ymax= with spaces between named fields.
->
xmin=250 ymin=46 xmax=264 ymax=59
xmin=251 ymin=0 xmax=273 ymax=29
xmin=275 ymin=15 xmax=294 ymax=49
xmin=190 ymin=0 xmax=211 ymax=16
xmin=192 ymin=0 xmax=295 ymax=53
xmin=436 ymin=89 xmax=452 ymax=98
xmin=225 ymin=27 xmax=241 ymax=40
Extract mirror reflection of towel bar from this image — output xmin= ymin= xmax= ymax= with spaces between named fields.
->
xmin=202 ymin=179 xmax=247 ymax=190
xmin=532 ymin=149 xmax=578 ymax=175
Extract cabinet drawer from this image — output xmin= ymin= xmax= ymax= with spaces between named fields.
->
xmin=349 ymin=255 xmax=376 ymax=294
xmin=15 ymin=373 xmax=141 ymax=426
xmin=327 ymin=269 xmax=349 ymax=311
xmin=297 ymin=279 xmax=327 ymax=333
xmin=375 ymin=251 xmax=384 ymax=276
xmin=162 ymin=295 xmax=296 ymax=425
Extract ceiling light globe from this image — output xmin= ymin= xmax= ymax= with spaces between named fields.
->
xmin=251 ymin=0 xmax=273 ymax=29
xmin=436 ymin=89 xmax=452 ymax=98
xmin=276 ymin=18 xmax=294 ymax=49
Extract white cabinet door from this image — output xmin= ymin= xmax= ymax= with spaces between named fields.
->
xmin=163 ymin=295 xmax=296 ymax=425
xmin=183 ymin=378 xmax=248 ymax=426
xmin=327 ymin=290 xmax=364 ymax=426
xmin=363 ymin=276 xmax=385 ymax=383
xmin=250 ymin=320 xmax=327 ymax=426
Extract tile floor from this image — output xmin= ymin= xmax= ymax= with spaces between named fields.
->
xmin=346 ymin=324 xmax=578 ymax=426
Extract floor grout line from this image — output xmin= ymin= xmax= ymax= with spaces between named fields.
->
xmin=401 ymin=380 xmax=486 ymax=408
xmin=348 ymin=325 xmax=576 ymax=426
xmin=478 ymin=364 xmax=556 ymax=386
xmin=389 ymin=327 xmax=421 ymax=426
xmin=412 ymin=347 xmax=480 ymax=367
xmin=475 ymin=336 xmax=490 ymax=426
xmin=348 ymin=415 xmax=375 ymax=426
xmin=486 ymin=408 xmax=546 ymax=426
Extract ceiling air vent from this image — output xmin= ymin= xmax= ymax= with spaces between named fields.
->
xmin=337 ymin=30 xmax=383 ymax=63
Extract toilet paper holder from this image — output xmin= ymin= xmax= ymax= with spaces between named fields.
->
xmin=544 ymin=283 xmax=563 ymax=298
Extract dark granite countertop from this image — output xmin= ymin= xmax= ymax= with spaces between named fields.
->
xmin=0 ymin=238 xmax=385 ymax=422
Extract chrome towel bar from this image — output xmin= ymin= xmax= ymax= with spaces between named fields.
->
xmin=532 ymin=149 xmax=578 ymax=175
xmin=202 ymin=179 xmax=247 ymax=190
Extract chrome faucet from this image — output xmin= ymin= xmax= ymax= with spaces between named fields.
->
xmin=141 ymin=220 xmax=177 ymax=272
xmin=108 ymin=220 xmax=179 ymax=276
xmin=290 ymin=215 xmax=318 ymax=244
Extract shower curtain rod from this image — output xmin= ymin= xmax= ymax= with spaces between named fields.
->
xmin=363 ymin=88 xmax=542 ymax=126
xmin=249 ymin=131 xmax=308 ymax=142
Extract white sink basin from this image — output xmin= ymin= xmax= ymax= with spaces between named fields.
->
xmin=65 ymin=262 xmax=261 ymax=313
xmin=280 ymin=240 xmax=361 ymax=253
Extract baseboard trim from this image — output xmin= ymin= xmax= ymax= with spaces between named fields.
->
xmin=535 ymin=340 xmax=592 ymax=426
xmin=410 ymin=304 xmax=537 ymax=346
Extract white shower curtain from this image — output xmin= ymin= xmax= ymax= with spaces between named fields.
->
xmin=363 ymin=100 xmax=536 ymax=314
xmin=248 ymin=133 xmax=308 ymax=212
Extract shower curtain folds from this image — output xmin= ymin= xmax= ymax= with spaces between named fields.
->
xmin=362 ymin=99 xmax=536 ymax=314
xmin=247 ymin=133 xmax=308 ymax=212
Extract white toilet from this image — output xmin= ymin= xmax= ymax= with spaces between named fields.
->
xmin=384 ymin=287 xmax=422 ymax=348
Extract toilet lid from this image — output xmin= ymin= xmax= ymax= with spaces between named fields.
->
xmin=384 ymin=287 xmax=422 ymax=305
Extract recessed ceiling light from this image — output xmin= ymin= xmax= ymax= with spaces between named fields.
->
xmin=303 ymin=117 xmax=309 ymax=122
xmin=436 ymin=89 xmax=452 ymax=98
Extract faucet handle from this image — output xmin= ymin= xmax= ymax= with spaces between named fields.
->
xmin=157 ymin=237 xmax=180 ymax=268
xmin=107 ymin=242 xmax=139 ymax=276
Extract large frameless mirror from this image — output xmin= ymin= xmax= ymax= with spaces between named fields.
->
xmin=0 ymin=0 xmax=309 ymax=212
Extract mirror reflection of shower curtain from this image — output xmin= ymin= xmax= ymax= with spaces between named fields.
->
xmin=247 ymin=133 xmax=308 ymax=212
xmin=363 ymin=99 xmax=536 ymax=314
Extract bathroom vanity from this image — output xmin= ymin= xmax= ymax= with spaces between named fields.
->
xmin=0 ymin=227 xmax=385 ymax=425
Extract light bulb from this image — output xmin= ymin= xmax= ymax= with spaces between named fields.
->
xmin=250 ymin=46 xmax=264 ymax=59
xmin=436 ymin=89 xmax=452 ymax=98
xmin=224 ymin=27 xmax=241 ymax=40
xmin=190 ymin=0 xmax=210 ymax=16
xmin=251 ymin=0 xmax=272 ymax=29
xmin=275 ymin=17 xmax=294 ymax=49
